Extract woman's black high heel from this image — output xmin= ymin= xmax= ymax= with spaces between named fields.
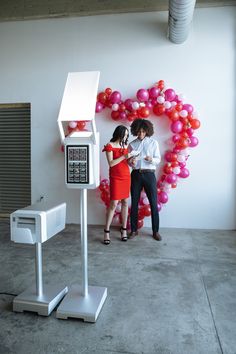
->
xmin=103 ymin=229 xmax=110 ymax=245
xmin=120 ymin=227 xmax=128 ymax=242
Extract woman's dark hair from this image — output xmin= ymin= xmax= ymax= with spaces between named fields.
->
xmin=130 ymin=119 xmax=154 ymax=137
xmin=110 ymin=125 xmax=129 ymax=147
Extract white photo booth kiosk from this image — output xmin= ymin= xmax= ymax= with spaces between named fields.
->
xmin=10 ymin=201 xmax=68 ymax=316
xmin=56 ymin=71 xmax=107 ymax=322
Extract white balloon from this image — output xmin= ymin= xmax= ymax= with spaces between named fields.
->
xmin=164 ymin=101 xmax=171 ymax=109
xmin=112 ymin=103 xmax=119 ymax=111
xmin=157 ymin=95 xmax=165 ymax=104
xmin=171 ymin=101 xmax=177 ymax=107
xmin=142 ymin=197 xmax=149 ymax=205
xmin=179 ymin=149 xmax=189 ymax=156
xmin=69 ymin=121 xmax=77 ymax=128
xmin=132 ymin=101 xmax=140 ymax=110
xmin=177 ymin=155 xmax=186 ymax=163
xmin=179 ymin=110 xmax=188 ymax=118
xmin=173 ymin=167 xmax=181 ymax=174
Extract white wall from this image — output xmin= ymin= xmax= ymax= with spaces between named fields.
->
xmin=0 ymin=7 xmax=235 ymax=229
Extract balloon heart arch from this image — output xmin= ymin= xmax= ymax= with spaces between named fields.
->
xmin=66 ymin=80 xmax=200 ymax=230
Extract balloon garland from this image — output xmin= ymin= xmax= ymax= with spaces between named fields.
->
xmin=66 ymin=80 xmax=200 ymax=230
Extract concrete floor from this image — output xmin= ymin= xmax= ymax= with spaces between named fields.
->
xmin=0 ymin=221 xmax=236 ymax=354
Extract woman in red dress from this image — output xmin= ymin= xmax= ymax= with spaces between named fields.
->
xmin=102 ymin=125 xmax=132 ymax=244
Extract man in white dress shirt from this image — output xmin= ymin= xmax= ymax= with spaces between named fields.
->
xmin=128 ymin=119 xmax=162 ymax=241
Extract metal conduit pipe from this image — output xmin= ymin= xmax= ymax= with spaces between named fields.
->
xmin=168 ymin=0 xmax=196 ymax=44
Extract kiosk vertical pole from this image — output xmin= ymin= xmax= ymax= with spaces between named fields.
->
xmin=35 ymin=243 xmax=43 ymax=297
xmin=80 ymin=189 xmax=88 ymax=297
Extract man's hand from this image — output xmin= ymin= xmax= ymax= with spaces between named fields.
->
xmin=130 ymin=157 xmax=137 ymax=167
xmin=144 ymin=156 xmax=152 ymax=163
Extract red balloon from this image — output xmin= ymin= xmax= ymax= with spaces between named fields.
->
xmin=111 ymin=110 xmax=120 ymax=120
xmin=105 ymin=88 xmax=112 ymax=96
xmin=97 ymin=92 xmax=108 ymax=104
xmin=153 ymin=104 xmax=165 ymax=116
xmin=169 ymin=110 xmax=179 ymax=121
xmin=139 ymin=106 xmax=150 ymax=118
xmin=77 ymin=121 xmax=86 ymax=130
xmin=191 ymin=119 xmax=201 ymax=130
xmin=137 ymin=219 xmax=144 ymax=229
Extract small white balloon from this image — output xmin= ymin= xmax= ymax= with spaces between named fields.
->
xmin=139 ymin=102 xmax=146 ymax=107
xmin=179 ymin=110 xmax=188 ymax=118
xmin=112 ymin=103 xmax=119 ymax=111
xmin=171 ymin=101 xmax=177 ymax=107
xmin=192 ymin=110 xmax=198 ymax=117
xmin=69 ymin=121 xmax=77 ymax=128
xmin=157 ymin=96 xmax=165 ymax=104
xmin=173 ymin=166 xmax=181 ymax=174
xmin=142 ymin=197 xmax=149 ymax=205
xmin=177 ymin=154 xmax=186 ymax=163
xmin=132 ymin=101 xmax=140 ymax=110
xmin=179 ymin=149 xmax=189 ymax=156
xmin=164 ymin=101 xmax=171 ymax=109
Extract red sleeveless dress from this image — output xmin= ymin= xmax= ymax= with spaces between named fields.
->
xmin=102 ymin=144 xmax=131 ymax=200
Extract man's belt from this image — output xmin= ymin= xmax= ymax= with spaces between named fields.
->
xmin=134 ymin=169 xmax=155 ymax=173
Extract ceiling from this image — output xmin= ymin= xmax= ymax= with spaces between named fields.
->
xmin=0 ymin=0 xmax=236 ymax=22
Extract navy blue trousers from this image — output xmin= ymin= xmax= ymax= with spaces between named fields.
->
xmin=130 ymin=170 xmax=159 ymax=233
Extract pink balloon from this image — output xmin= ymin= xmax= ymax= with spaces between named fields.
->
xmin=171 ymin=120 xmax=183 ymax=134
xmin=145 ymin=101 xmax=153 ymax=109
xmin=189 ymin=136 xmax=199 ymax=147
xmin=124 ymin=99 xmax=133 ymax=111
xmin=159 ymin=191 xmax=168 ymax=204
xmin=119 ymin=111 xmax=127 ymax=120
xmin=95 ymin=101 xmax=104 ymax=113
xmin=178 ymin=168 xmax=190 ymax=178
xmin=179 ymin=162 xmax=186 ymax=168
xmin=137 ymin=89 xmax=149 ymax=102
xmin=182 ymin=104 xmax=194 ymax=113
xmin=186 ymin=128 xmax=194 ymax=137
xmin=164 ymin=88 xmax=176 ymax=102
xmin=157 ymin=202 xmax=162 ymax=212
xmin=172 ymin=135 xmax=180 ymax=143
xmin=110 ymin=91 xmax=121 ymax=104
xmin=166 ymin=173 xmax=177 ymax=184
xmin=149 ymin=87 xmax=159 ymax=99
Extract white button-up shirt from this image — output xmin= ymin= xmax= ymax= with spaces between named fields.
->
xmin=128 ymin=136 xmax=161 ymax=170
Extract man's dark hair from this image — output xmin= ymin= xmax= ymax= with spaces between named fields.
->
xmin=130 ymin=119 xmax=154 ymax=137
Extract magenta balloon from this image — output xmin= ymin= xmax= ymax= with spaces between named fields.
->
xmin=124 ymin=99 xmax=133 ymax=111
xmin=159 ymin=191 xmax=168 ymax=204
xmin=172 ymin=135 xmax=180 ymax=143
xmin=189 ymin=136 xmax=199 ymax=147
xmin=182 ymin=104 xmax=194 ymax=113
xmin=119 ymin=111 xmax=127 ymax=120
xmin=166 ymin=173 xmax=177 ymax=184
xmin=171 ymin=120 xmax=183 ymax=133
xmin=178 ymin=168 xmax=189 ymax=178
xmin=186 ymin=128 xmax=194 ymax=137
xmin=110 ymin=91 xmax=121 ymax=104
xmin=149 ymin=87 xmax=159 ymax=99
xmin=137 ymin=88 xmax=149 ymax=102
xmin=179 ymin=162 xmax=186 ymax=168
xmin=164 ymin=151 xmax=173 ymax=162
xmin=146 ymin=101 xmax=153 ymax=109
xmin=164 ymin=88 xmax=176 ymax=102
xmin=95 ymin=101 xmax=104 ymax=113
xmin=157 ymin=202 xmax=162 ymax=212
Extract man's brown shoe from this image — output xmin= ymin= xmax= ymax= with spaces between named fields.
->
xmin=128 ymin=231 xmax=138 ymax=239
xmin=152 ymin=232 xmax=162 ymax=241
